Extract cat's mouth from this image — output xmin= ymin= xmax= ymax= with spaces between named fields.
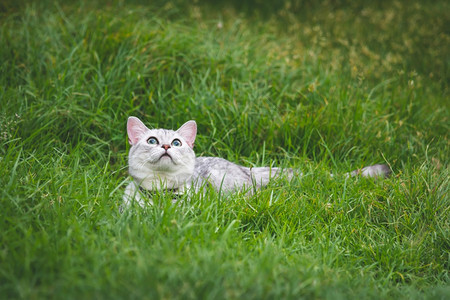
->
xmin=159 ymin=153 xmax=172 ymax=160
xmin=157 ymin=151 xmax=177 ymax=165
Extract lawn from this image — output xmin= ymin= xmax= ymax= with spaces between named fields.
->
xmin=0 ymin=0 xmax=448 ymax=299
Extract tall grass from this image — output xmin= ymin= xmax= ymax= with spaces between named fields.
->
xmin=0 ymin=0 xmax=448 ymax=299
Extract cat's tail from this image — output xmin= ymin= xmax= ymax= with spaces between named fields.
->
xmin=346 ymin=164 xmax=392 ymax=178
xmin=252 ymin=164 xmax=391 ymax=183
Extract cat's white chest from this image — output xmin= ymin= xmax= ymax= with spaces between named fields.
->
xmin=139 ymin=171 xmax=191 ymax=191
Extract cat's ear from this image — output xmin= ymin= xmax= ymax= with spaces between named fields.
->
xmin=177 ymin=120 xmax=197 ymax=148
xmin=127 ymin=117 xmax=149 ymax=145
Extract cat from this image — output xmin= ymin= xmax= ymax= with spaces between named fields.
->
xmin=123 ymin=116 xmax=391 ymax=207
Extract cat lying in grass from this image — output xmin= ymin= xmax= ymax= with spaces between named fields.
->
xmin=123 ymin=117 xmax=391 ymax=206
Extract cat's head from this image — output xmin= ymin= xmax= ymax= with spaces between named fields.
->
xmin=127 ymin=117 xmax=197 ymax=184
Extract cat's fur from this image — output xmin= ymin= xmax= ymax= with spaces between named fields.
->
xmin=123 ymin=117 xmax=391 ymax=206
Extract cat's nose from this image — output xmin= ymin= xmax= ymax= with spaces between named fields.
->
xmin=161 ymin=144 xmax=171 ymax=150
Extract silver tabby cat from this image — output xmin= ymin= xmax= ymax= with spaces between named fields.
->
xmin=123 ymin=117 xmax=391 ymax=206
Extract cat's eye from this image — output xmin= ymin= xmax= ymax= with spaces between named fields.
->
xmin=172 ymin=139 xmax=182 ymax=147
xmin=147 ymin=137 xmax=158 ymax=145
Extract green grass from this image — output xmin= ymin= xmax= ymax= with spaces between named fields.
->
xmin=0 ymin=0 xmax=449 ymax=299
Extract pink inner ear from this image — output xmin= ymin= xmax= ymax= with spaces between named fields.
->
xmin=127 ymin=117 xmax=149 ymax=145
xmin=177 ymin=121 xmax=197 ymax=148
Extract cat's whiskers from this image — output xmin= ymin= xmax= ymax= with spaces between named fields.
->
xmin=141 ymin=159 xmax=154 ymax=169
xmin=136 ymin=157 xmax=154 ymax=171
